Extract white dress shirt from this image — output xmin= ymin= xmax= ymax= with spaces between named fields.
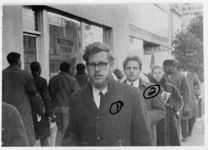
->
xmin=126 ymin=78 xmax=140 ymax=88
xmin=92 ymin=86 xmax=108 ymax=109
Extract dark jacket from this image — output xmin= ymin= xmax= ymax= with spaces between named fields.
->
xmin=49 ymin=72 xmax=80 ymax=108
xmin=2 ymin=102 xmax=29 ymax=146
xmin=32 ymin=73 xmax=52 ymax=140
xmin=165 ymin=71 xmax=191 ymax=119
xmin=62 ymin=79 xmax=153 ymax=146
xmin=75 ymin=72 xmax=88 ymax=87
xmin=2 ymin=66 xmax=44 ymax=145
xmin=149 ymin=76 xmax=183 ymax=146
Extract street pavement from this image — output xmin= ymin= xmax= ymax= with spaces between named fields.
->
xmin=181 ymin=117 xmax=205 ymax=146
xmin=34 ymin=117 xmax=205 ymax=146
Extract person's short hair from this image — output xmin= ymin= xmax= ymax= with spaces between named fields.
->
xmin=7 ymin=52 xmax=20 ymax=65
xmin=123 ymin=55 xmax=142 ymax=70
xmin=151 ymin=65 xmax=162 ymax=74
xmin=60 ymin=62 xmax=71 ymax=72
xmin=163 ymin=59 xmax=178 ymax=67
xmin=83 ymin=42 xmax=114 ymax=64
xmin=30 ymin=61 xmax=41 ymax=73
xmin=113 ymin=69 xmax=123 ymax=80
xmin=76 ymin=63 xmax=86 ymax=72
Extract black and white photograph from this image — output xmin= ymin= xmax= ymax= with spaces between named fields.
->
xmin=1 ymin=0 xmax=206 ymax=148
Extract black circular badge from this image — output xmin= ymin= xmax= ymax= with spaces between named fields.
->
xmin=143 ymin=84 xmax=160 ymax=99
xmin=110 ymin=100 xmax=124 ymax=115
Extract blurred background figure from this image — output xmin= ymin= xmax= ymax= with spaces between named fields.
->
xmin=149 ymin=66 xmax=183 ymax=146
xmin=49 ymin=62 xmax=80 ymax=146
xmin=113 ymin=69 xmax=124 ymax=81
xmin=183 ymin=70 xmax=200 ymax=137
xmin=2 ymin=102 xmax=29 ymax=146
xmin=163 ymin=59 xmax=191 ymax=142
xmin=75 ymin=63 xmax=88 ymax=87
xmin=2 ymin=52 xmax=45 ymax=146
xmin=194 ymin=82 xmax=203 ymax=118
xmin=30 ymin=61 xmax=53 ymax=146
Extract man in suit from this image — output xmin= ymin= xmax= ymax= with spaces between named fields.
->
xmin=2 ymin=52 xmax=45 ymax=146
xmin=163 ymin=59 xmax=191 ymax=142
xmin=123 ymin=55 xmax=166 ymax=145
xmin=62 ymin=42 xmax=153 ymax=146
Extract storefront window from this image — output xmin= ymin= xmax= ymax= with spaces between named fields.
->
xmin=48 ymin=12 xmax=81 ymax=76
xmin=82 ymin=22 xmax=104 ymax=49
xmin=23 ymin=34 xmax=37 ymax=72
xmin=23 ymin=7 xmax=39 ymax=31
xmin=22 ymin=7 xmax=40 ymax=72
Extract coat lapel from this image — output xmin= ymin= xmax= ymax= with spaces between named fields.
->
xmin=84 ymin=82 xmax=99 ymax=113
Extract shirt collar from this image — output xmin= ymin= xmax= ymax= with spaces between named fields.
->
xmin=92 ymin=86 xmax=108 ymax=95
xmin=126 ymin=78 xmax=140 ymax=88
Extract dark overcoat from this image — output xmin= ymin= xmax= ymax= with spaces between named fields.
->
xmin=75 ymin=72 xmax=88 ymax=87
xmin=186 ymin=72 xmax=200 ymax=118
xmin=165 ymin=71 xmax=191 ymax=119
xmin=149 ymin=76 xmax=183 ymax=146
xmin=2 ymin=66 xmax=40 ymax=145
xmin=49 ymin=72 xmax=80 ymax=107
xmin=2 ymin=102 xmax=29 ymax=146
xmin=32 ymin=74 xmax=51 ymax=140
xmin=62 ymin=79 xmax=153 ymax=146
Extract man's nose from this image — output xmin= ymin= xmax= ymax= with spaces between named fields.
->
xmin=94 ymin=65 xmax=101 ymax=71
xmin=130 ymin=68 xmax=134 ymax=73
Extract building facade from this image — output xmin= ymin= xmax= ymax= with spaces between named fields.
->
xmin=2 ymin=4 xmax=182 ymax=80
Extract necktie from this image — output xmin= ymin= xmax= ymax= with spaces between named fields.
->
xmin=131 ymin=83 xmax=134 ymax=86
xmin=99 ymin=91 xmax=104 ymax=108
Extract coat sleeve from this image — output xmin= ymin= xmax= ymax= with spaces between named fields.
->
xmin=181 ymin=76 xmax=191 ymax=109
xmin=62 ymin=95 xmax=80 ymax=146
xmin=24 ymin=73 xmax=45 ymax=116
xmin=171 ymin=84 xmax=184 ymax=112
xmin=72 ymin=77 xmax=80 ymax=92
xmin=41 ymin=78 xmax=53 ymax=116
xmin=4 ymin=105 xmax=29 ymax=146
xmin=131 ymin=90 xmax=153 ymax=146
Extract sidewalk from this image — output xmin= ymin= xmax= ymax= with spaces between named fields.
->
xmin=181 ymin=117 xmax=205 ymax=146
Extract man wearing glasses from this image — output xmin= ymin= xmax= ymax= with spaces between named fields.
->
xmin=62 ymin=42 xmax=153 ymax=146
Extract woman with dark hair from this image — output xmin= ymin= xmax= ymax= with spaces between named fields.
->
xmin=149 ymin=65 xmax=183 ymax=146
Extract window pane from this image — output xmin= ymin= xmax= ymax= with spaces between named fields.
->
xmin=82 ymin=22 xmax=104 ymax=49
xmin=23 ymin=35 xmax=37 ymax=72
xmin=48 ymin=12 xmax=81 ymax=76
xmin=22 ymin=7 xmax=38 ymax=31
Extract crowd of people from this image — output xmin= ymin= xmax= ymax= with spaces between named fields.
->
xmin=2 ymin=42 xmax=203 ymax=146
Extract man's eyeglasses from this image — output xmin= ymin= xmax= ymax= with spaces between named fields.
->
xmin=87 ymin=62 xmax=108 ymax=70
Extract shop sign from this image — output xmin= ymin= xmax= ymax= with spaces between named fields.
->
xmin=182 ymin=4 xmax=203 ymax=16
xmin=56 ymin=37 xmax=74 ymax=54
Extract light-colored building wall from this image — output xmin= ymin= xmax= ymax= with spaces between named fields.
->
xmin=2 ymin=6 xmax=24 ymax=68
xmin=128 ymin=3 xmax=180 ymax=73
xmin=2 ymin=5 xmax=129 ymax=79
xmin=2 ymin=4 xmax=183 ymax=77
